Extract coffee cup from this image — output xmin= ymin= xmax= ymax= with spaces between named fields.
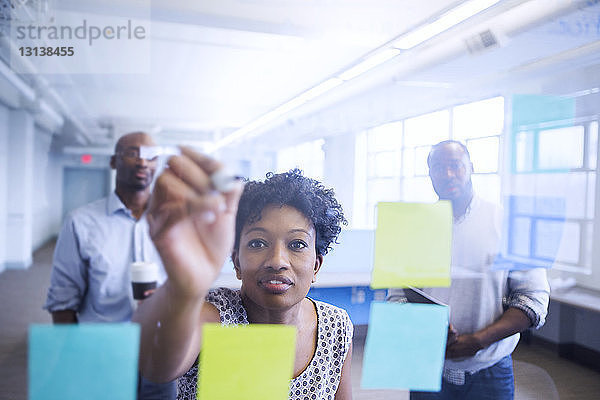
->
xmin=131 ymin=262 xmax=158 ymax=300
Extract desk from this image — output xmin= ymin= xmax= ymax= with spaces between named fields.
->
xmin=532 ymin=286 xmax=600 ymax=372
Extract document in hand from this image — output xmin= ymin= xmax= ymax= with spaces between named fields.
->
xmin=371 ymin=201 xmax=452 ymax=289
xmin=403 ymin=286 xmax=447 ymax=306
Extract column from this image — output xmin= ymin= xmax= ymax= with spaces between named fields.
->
xmin=6 ymin=109 xmax=34 ymax=269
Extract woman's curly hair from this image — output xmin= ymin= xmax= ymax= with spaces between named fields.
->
xmin=234 ymin=169 xmax=347 ymax=256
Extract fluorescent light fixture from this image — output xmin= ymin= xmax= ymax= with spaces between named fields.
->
xmin=212 ymin=0 xmax=501 ymax=151
xmin=212 ymin=78 xmax=344 ymax=151
xmin=392 ymin=0 xmax=501 ymax=49
xmin=338 ymin=48 xmax=401 ymax=81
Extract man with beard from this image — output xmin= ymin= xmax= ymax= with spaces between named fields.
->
xmin=44 ymin=132 xmax=174 ymax=399
xmin=396 ymin=140 xmax=549 ymax=400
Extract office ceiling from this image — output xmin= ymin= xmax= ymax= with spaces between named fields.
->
xmin=2 ymin=0 xmax=600 ymax=151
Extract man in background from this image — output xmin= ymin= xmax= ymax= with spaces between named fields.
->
xmin=44 ymin=131 xmax=174 ymax=399
xmin=397 ymin=140 xmax=550 ymax=400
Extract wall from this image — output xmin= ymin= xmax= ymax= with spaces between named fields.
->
xmin=0 ymin=104 xmax=9 ymax=273
xmin=323 ymin=134 xmax=356 ymax=225
xmin=31 ymin=126 xmax=63 ymax=250
xmin=0 ymin=105 xmax=65 ymax=272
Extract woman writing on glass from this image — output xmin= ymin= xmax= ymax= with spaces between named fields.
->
xmin=133 ymin=148 xmax=353 ymax=400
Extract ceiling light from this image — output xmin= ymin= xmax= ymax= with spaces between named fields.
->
xmin=338 ymin=48 xmax=401 ymax=81
xmin=392 ymin=0 xmax=501 ymax=49
xmin=212 ymin=78 xmax=344 ymax=151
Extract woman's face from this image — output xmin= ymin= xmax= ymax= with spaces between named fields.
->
xmin=233 ymin=204 xmax=322 ymax=311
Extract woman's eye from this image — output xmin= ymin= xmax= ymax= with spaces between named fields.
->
xmin=248 ymin=239 xmax=266 ymax=249
xmin=289 ymin=240 xmax=308 ymax=250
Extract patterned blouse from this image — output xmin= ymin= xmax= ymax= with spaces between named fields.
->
xmin=177 ymin=287 xmax=353 ymax=400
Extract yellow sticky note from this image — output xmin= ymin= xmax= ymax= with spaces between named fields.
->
xmin=371 ymin=201 xmax=452 ymax=288
xmin=197 ymin=324 xmax=297 ymax=400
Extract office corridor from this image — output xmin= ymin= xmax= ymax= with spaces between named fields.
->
xmin=1 ymin=241 xmax=600 ymax=400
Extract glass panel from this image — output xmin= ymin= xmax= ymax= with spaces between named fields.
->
xmin=414 ymin=145 xmax=431 ymax=176
xmin=510 ymin=195 xmax=535 ymax=215
xmin=535 ymin=219 xmax=579 ymax=264
xmin=402 ymin=148 xmax=415 ymax=177
xmin=368 ymin=178 xmax=401 ymax=203
xmin=374 ymin=152 xmax=401 ymax=177
xmin=588 ymin=121 xmax=598 ymax=169
xmin=453 ymin=96 xmax=504 ymax=140
xmin=583 ymin=221 xmax=593 ymax=268
xmin=534 ymin=196 xmax=566 ymax=219
xmin=588 ymin=172 xmax=595 ymax=219
xmin=537 ymin=126 xmax=584 ymax=170
xmin=563 ymin=172 xmax=588 ymax=220
xmin=368 ymin=121 xmax=403 ymax=152
xmin=471 ymin=174 xmax=501 ymax=205
xmin=404 ymin=110 xmax=450 ymax=146
xmin=556 ymin=221 xmax=581 ymax=264
xmin=352 ymin=131 xmax=368 ymax=229
xmin=509 ymin=217 xmax=531 ymax=257
xmin=467 ymin=136 xmax=499 ymax=173
xmin=515 ymin=131 xmax=534 ymax=172
xmin=276 ymin=139 xmax=324 ymax=180
xmin=401 ymin=177 xmax=437 ymax=202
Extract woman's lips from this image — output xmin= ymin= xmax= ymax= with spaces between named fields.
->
xmin=259 ymin=276 xmax=293 ymax=294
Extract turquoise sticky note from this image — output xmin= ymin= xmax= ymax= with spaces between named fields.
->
xmin=29 ymin=323 xmax=140 ymax=400
xmin=361 ymin=302 xmax=448 ymax=391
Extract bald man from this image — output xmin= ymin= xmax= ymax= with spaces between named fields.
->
xmin=44 ymin=132 xmax=174 ymax=399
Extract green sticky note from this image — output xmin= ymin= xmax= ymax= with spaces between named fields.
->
xmin=371 ymin=202 xmax=452 ymax=288
xmin=197 ymin=324 xmax=297 ymax=400
xmin=29 ymin=323 xmax=140 ymax=400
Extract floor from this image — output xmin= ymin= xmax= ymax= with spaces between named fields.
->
xmin=1 ymin=240 xmax=600 ymax=399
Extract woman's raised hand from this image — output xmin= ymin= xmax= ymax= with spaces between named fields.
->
xmin=147 ymin=147 xmax=243 ymax=299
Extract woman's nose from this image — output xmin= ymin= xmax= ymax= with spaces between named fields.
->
xmin=266 ymin=243 xmax=290 ymax=269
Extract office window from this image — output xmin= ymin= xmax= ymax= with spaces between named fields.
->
xmin=453 ymin=96 xmax=504 ymax=140
xmin=507 ymin=118 xmax=597 ymax=273
xmin=354 ymin=97 xmax=504 ymax=228
xmin=363 ymin=122 xmax=403 ymax=226
xmin=276 ymin=139 xmax=324 ymax=181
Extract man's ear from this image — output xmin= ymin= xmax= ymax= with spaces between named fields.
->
xmin=110 ymin=155 xmax=116 ymax=170
xmin=312 ymin=254 xmax=323 ymax=282
xmin=232 ymin=251 xmax=242 ymax=280
xmin=469 ymin=161 xmax=474 ymax=174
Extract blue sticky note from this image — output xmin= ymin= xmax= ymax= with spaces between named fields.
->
xmin=29 ymin=323 xmax=140 ymax=400
xmin=361 ymin=302 xmax=448 ymax=391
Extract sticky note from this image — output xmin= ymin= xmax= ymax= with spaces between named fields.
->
xmin=361 ymin=302 xmax=448 ymax=391
xmin=371 ymin=201 xmax=452 ymax=288
xmin=29 ymin=323 xmax=140 ymax=400
xmin=197 ymin=324 xmax=296 ymax=400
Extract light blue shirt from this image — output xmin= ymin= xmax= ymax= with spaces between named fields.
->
xmin=44 ymin=191 xmax=167 ymax=322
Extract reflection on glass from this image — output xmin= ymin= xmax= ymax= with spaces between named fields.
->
xmin=404 ymin=110 xmax=449 ymax=146
xmin=368 ymin=122 xmax=403 ymax=151
xmin=374 ymin=152 xmax=400 ymax=177
xmin=534 ymin=219 xmax=573 ymax=262
xmin=468 ymin=136 xmax=499 ymax=173
xmin=515 ymin=131 xmax=534 ymax=172
xmin=276 ymin=139 xmax=325 ymax=181
xmin=402 ymin=148 xmax=415 ymax=177
xmin=510 ymin=217 xmax=531 ymax=257
xmin=453 ymin=96 xmax=504 ymax=140
xmin=537 ymin=126 xmax=584 ymax=170
xmin=414 ymin=145 xmax=431 ymax=176
xmin=588 ymin=121 xmax=598 ymax=169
